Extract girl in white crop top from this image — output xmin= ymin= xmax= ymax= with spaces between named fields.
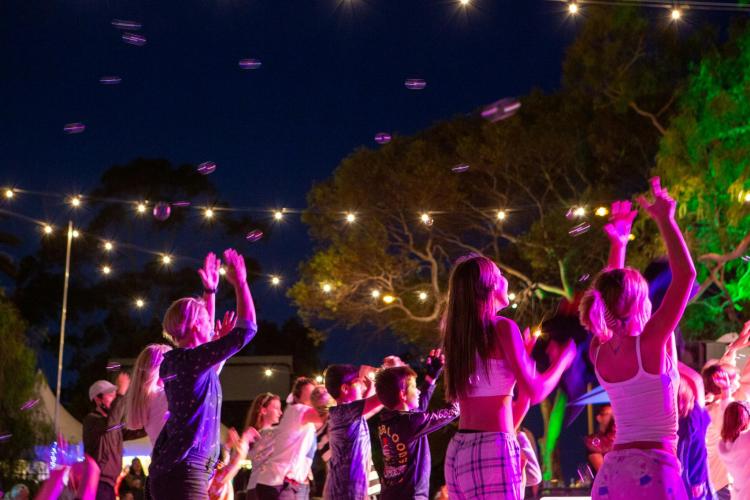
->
xmin=579 ymin=179 xmax=696 ymax=500
xmin=442 ymin=254 xmax=576 ymax=500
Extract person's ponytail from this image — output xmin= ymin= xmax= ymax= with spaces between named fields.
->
xmin=579 ymin=289 xmax=612 ymax=343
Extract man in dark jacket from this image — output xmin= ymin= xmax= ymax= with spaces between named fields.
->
xmin=83 ymin=373 xmax=146 ymax=500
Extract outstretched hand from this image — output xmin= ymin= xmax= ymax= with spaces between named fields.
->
xmin=215 ymin=311 xmax=237 ymax=339
xmin=636 ymin=177 xmax=676 ymax=223
xmin=198 ymin=252 xmax=221 ymax=292
xmin=603 ymin=200 xmax=637 ymax=246
xmin=425 ymin=348 xmax=445 ymax=381
xmin=222 ymin=249 xmax=247 ymax=288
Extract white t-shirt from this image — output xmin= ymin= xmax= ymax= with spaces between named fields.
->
xmin=706 ymin=401 xmax=731 ymax=490
xmin=718 ymin=429 xmax=750 ymax=500
xmin=145 ymin=389 xmax=170 ymax=446
xmin=255 ymin=403 xmax=316 ymax=485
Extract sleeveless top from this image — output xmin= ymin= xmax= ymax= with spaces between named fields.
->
xmin=465 ymin=354 xmax=516 ymax=397
xmin=594 ymin=336 xmax=679 ymax=450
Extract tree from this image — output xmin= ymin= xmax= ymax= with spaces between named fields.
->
xmin=0 ymin=298 xmax=52 ymax=485
xmin=654 ymin=19 xmax=750 ymax=338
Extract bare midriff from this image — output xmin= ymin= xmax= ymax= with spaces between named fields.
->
xmin=458 ymin=395 xmax=514 ymax=433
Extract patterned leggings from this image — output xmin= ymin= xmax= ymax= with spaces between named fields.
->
xmin=593 ymin=449 xmax=688 ymax=500
xmin=445 ymin=431 xmax=522 ymax=500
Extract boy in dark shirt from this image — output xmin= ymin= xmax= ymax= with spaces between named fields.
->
xmin=375 ymin=350 xmax=459 ymax=500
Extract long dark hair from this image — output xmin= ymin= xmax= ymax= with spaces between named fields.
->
xmin=442 ymin=255 xmax=504 ymax=401
xmin=244 ymin=392 xmax=280 ymax=431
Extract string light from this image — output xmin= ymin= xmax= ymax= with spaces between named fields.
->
xmin=204 ymin=208 xmax=215 ymax=219
xmin=628 ymin=233 xmax=636 ymax=241
xmin=511 ymin=303 xmax=518 ymax=309
xmin=273 ymin=210 xmax=284 ymax=221
xmin=508 ymin=292 xmax=516 ymax=301
xmin=459 ymin=0 xmax=471 ymax=6
xmin=315 ymin=375 xmax=324 ymax=384
xmin=136 ymin=202 xmax=147 ymax=214
xmin=101 ymin=265 xmax=112 ymax=275
xmin=219 ymin=267 xmax=226 ymax=276
xmin=270 ymin=275 xmax=281 ymax=286
xmin=161 ymin=254 xmax=172 ymax=265
xmin=382 ymin=294 xmax=395 ymax=304
xmin=103 ymin=241 xmax=114 ymax=252
xmin=134 ymin=298 xmax=145 ymax=309
xmin=70 ymin=229 xmax=80 ymax=238
xmin=4 ymin=189 xmax=14 ymax=199
xmin=345 ymin=212 xmax=356 ymax=223
xmin=69 ymin=196 xmax=82 ymax=208
xmin=322 ymin=283 xmax=333 ymax=293
xmin=568 ymin=1 xmax=579 ymax=14
xmin=595 ymin=206 xmax=609 ymax=217
xmin=420 ymin=213 xmax=431 ymax=224
xmin=670 ymin=7 xmax=682 ymax=20
xmin=42 ymin=224 xmax=53 ymax=235
xmin=371 ymin=289 xmax=381 ymax=299
xmin=497 ymin=210 xmax=507 ymax=221
xmin=418 ymin=291 xmax=428 ymax=302
xmin=573 ymin=206 xmax=586 ymax=217
xmin=263 ymin=368 xmax=273 ymax=377
xmin=744 ymin=192 xmax=750 ymax=203
xmin=533 ymin=328 xmax=543 ymax=338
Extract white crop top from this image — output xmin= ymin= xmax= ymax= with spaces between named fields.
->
xmin=466 ymin=355 xmax=516 ymax=397
xmin=594 ymin=336 xmax=679 ymax=450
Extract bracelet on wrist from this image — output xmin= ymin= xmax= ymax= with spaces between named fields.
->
xmin=204 ymin=287 xmax=217 ymax=294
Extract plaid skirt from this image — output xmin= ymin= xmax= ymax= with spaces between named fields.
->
xmin=593 ymin=449 xmax=688 ymax=500
xmin=445 ymin=431 xmax=522 ymax=500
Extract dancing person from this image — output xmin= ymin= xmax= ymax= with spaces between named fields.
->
xmin=149 ymin=248 xmax=257 ymax=500
xmin=676 ymin=363 xmax=714 ymax=500
xmin=83 ymin=373 xmax=146 ymax=500
xmin=120 ymin=458 xmax=147 ymax=500
xmin=703 ymin=321 xmax=750 ymax=500
xmin=208 ymin=427 xmax=260 ymax=500
xmin=242 ymin=393 xmax=283 ymax=500
xmin=718 ymin=401 xmax=750 ymax=500
xmin=310 ymin=386 xmax=334 ymax=498
xmin=441 ymin=254 xmax=575 ymax=500
xmin=375 ymin=349 xmax=459 ymax=500
xmin=517 ymin=429 xmax=542 ymax=498
xmin=35 ymin=455 xmax=100 ymax=500
xmin=584 ymin=405 xmax=615 ymax=473
xmin=255 ymin=377 xmax=320 ymax=500
xmin=125 ymin=344 xmax=172 ymax=445
xmin=323 ymin=363 xmax=383 ymax=500
xmin=579 ymin=179 xmax=696 ymax=500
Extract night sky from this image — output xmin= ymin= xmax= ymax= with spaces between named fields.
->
xmin=2 ymin=0 xmax=579 ymax=362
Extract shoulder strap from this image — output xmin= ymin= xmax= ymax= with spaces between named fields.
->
xmin=635 ymin=335 xmax=645 ymax=372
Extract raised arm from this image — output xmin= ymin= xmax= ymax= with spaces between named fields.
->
xmin=638 ymin=178 xmax=697 ymax=347
xmin=199 ymin=252 xmax=220 ymax=331
xmin=604 ymin=201 xmax=637 ymax=270
xmin=497 ymin=317 xmax=576 ymax=405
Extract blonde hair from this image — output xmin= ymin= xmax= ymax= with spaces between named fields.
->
xmin=244 ymin=392 xmax=281 ymax=431
xmin=310 ymin=386 xmax=335 ymax=420
xmin=162 ymin=297 xmax=206 ymax=345
xmin=677 ymin=377 xmax=695 ymax=419
xmin=125 ymin=344 xmax=172 ymax=430
xmin=442 ymin=254 xmax=505 ymax=401
xmin=579 ymin=267 xmax=651 ymax=343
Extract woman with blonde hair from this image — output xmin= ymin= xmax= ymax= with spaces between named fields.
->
xmin=718 ymin=401 xmax=750 ymax=500
xmin=125 ymin=344 xmax=172 ymax=445
xmin=442 ymin=253 xmax=576 ymax=499
xmin=579 ymin=178 xmax=696 ymax=500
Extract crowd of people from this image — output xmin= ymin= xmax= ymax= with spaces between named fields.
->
xmin=22 ymin=178 xmax=750 ymax=499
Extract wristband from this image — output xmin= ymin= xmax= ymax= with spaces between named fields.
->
xmin=204 ymin=287 xmax=217 ymax=294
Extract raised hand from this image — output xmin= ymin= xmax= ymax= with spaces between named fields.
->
xmin=425 ymin=348 xmax=445 ymax=380
xmin=522 ymin=327 xmax=538 ymax=356
xmin=198 ymin=252 xmax=221 ymax=292
xmin=215 ymin=311 xmax=237 ymax=339
xmin=637 ymin=177 xmax=676 ymax=223
xmin=603 ymin=200 xmax=637 ymax=246
xmin=222 ymin=249 xmax=247 ymax=288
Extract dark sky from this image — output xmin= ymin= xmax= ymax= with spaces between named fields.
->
xmin=1 ymin=0 xmax=578 ymax=362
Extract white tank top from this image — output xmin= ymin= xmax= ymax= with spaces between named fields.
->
xmin=255 ymin=403 xmax=316 ymax=485
xmin=594 ymin=336 xmax=679 ymax=449
xmin=466 ymin=355 xmax=516 ymax=397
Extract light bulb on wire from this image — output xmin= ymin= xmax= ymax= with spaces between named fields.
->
xmin=4 ymin=189 xmax=14 ymax=199
xmin=273 ymin=210 xmax=284 ymax=221
xmin=568 ymin=1 xmax=579 ymax=14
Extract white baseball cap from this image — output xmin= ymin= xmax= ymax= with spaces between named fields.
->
xmin=89 ymin=380 xmax=117 ymax=401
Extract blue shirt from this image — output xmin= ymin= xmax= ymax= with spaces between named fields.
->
xmin=149 ymin=319 xmax=257 ymax=477
xmin=324 ymin=399 xmax=371 ymax=500
xmin=677 ymin=405 xmax=715 ymax=500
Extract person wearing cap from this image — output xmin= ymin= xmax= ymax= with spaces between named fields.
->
xmin=82 ymin=372 xmax=146 ymax=500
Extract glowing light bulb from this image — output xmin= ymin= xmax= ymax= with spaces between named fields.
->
xmin=508 ymin=292 xmax=516 ymax=301
xmin=568 ymin=2 xmax=579 ymax=14
xmin=382 ymin=294 xmax=395 ymax=304
xmin=595 ymin=206 xmax=609 ymax=217
xmin=264 ymin=368 xmax=273 ymax=377
xmin=136 ymin=202 xmax=147 ymax=214
xmin=70 ymin=196 xmax=82 ymax=207
xmin=573 ymin=207 xmax=586 ymax=217
xmin=270 ymin=275 xmax=281 ymax=286
xmin=135 ymin=298 xmax=145 ymax=309
xmin=420 ymin=213 xmax=431 ymax=224
xmin=459 ymin=0 xmax=470 ymax=5
xmin=103 ymin=241 xmax=114 ymax=251
xmin=371 ymin=290 xmax=381 ymax=299
xmin=204 ymin=208 xmax=214 ymax=219
xmin=4 ymin=189 xmax=14 ymax=199
xmin=219 ymin=267 xmax=226 ymax=276
xmin=70 ymin=229 xmax=80 ymax=238
xmin=511 ymin=303 xmax=518 ymax=309
xmin=418 ymin=291 xmax=428 ymax=302
xmin=670 ymin=8 xmax=682 ymax=20
xmin=628 ymin=233 xmax=636 ymax=241
xmin=497 ymin=210 xmax=507 ymax=221
xmin=744 ymin=192 xmax=750 ymax=203
xmin=345 ymin=212 xmax=356 ymax=223
xmin=315 ymin=375 xmax=324 ymax=384
xmin=273 ymin=210 xmax=284 ymax=221
xmin=533 ymin=328 xmax=542 ymax=338
xmin=162 ymin=255 xmax=172 ymax=265
xmin=42 ymin=224 xmax=53 ymax=235
xmin=322 ymin=283 xmax=332 ymax=293
xmin=101 ymin=265 xmax=112 ymax=275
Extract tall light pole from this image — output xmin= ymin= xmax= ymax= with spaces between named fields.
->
xmin=53 ymin=220 xmax=73 ymax=434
